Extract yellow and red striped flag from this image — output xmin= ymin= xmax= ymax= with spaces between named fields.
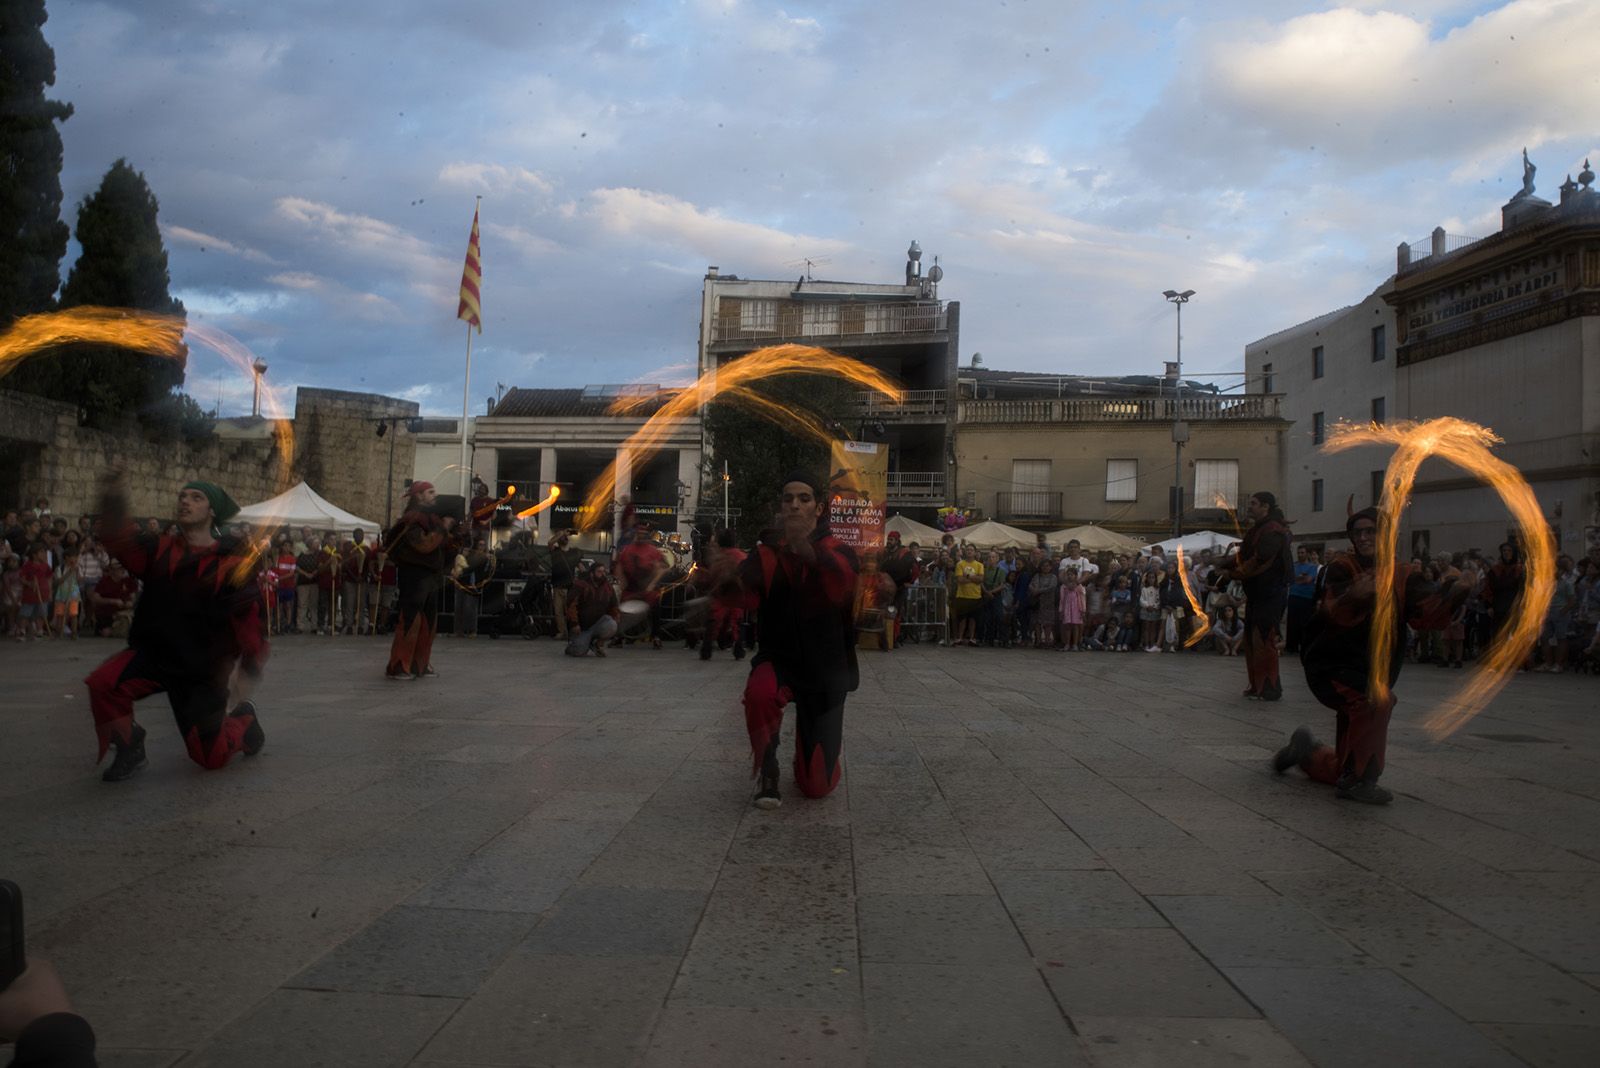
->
xmin=456 ymin=205 xmax=482 ymax=333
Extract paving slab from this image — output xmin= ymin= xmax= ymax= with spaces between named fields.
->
xmin=4 ymin=636 xmax=1599 ymax=1065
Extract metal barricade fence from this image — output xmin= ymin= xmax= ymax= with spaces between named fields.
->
xmin=900 ymin=584 xmax=947 ymax=643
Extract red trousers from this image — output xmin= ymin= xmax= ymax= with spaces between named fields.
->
xmin=1300 ymin=678 xmax=1395 ymax=785
xmin=85 ymin=648 xmax=254 ymax=769
xmin=1244 ymin=627 xmax=1281 ymax=694
xmin=742 ymin=661 xmax=845 ymax=798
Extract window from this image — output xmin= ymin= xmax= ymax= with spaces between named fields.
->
xmin=1371 ymin=324 xmax=1386 ymax=362
xmin=1010 ymin=459 xmax=1052 ymax=517
xmin=1371 ymin=396 xmax=1386 ymax=424
xmin=1312 ymin=411 xmax=1325 ymax=445
xmin=1105 ymin=458 xmax=1137 ymax=502
xmin=1371 ymin=470 xmax=1385 ymax=506
xmin=1312 ymin=478 xmax=1324 ymax=512
xmin=1262 ymin=362 xmax=1274 ymax=393
xmin=1194 ymin=459 xmax=1239 ymax=511
xmin=738 ymin=298 xmax=777 ymax=334
xmin=1312 ymin=345 xmax=1324 ymax=379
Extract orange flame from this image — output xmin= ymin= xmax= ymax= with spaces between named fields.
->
xmin=577 ymin=343 xmax=903 ymax=531
xmin=515 ymin=484 xmax=561 ymax=519
xmin=474 ymin=485 xmax=517 ymax=519
xmin=1324 ymin=417 xmax=1555 ymax=739
xmin=1212 ymin=492 xmax=1242 ymax=540
xmin=0 ymin=307 xmax=297 ymax=584
xmin=1174 ymin=545 xmax=1212 ymax=648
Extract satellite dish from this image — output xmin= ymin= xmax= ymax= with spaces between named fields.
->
xmin=927 ymin=264 xmax=943 ymax=283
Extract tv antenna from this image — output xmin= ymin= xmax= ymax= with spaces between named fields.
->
xmin=785 ymin=256 xmax=832 ymax=281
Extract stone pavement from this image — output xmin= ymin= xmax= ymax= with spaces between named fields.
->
xmin=2 ymin=634 xmax=1598 ymax=1067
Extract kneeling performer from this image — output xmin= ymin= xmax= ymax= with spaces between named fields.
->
xmin=738 ymin=471 xmax=859 ymax=809
xmin=88 ymin=477 xmax=267 ymax=782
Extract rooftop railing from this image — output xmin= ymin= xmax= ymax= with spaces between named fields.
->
xmin=958 ymin=394 xmax=1282 ymax=425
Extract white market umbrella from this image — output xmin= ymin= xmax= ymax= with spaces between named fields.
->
xmin=885 ymin=514 xmax=943 ymax=545
xmin=1143 ymin=529 xmax=1238 ymax=556
xmin=956 ymin=519 xmax=1038 ymax=550
xmin=233 ymin=481 xmax=382 ymax=539
xmin=1042 ymin=524 xmax=1144 ymax=554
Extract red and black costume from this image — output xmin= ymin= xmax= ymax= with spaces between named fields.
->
xmin=1482 ymin=542 xmax=1525 ymax=644
xmin=384 ymin=488 xmax=454 ymax=678
xmin=880 ymin=535 xmax=921 ymax=644
xmin=699 ymin=536 xmax=747 ymax=659
xmin=87 ymin=502 xmax=266 ymax=773
xmin=738 ymin=526 xmax=859 ymax=799
xmin=1233 ymin=504 xmax=1293 ymax=699
xmin=616 ymin=532 xmax=666 ymax=644
xmin=1281 ymin=508 xmax=1461 ymax=800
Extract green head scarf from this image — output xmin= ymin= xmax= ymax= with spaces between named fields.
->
xmin=183 ymin=480 xmax=240 ymax=534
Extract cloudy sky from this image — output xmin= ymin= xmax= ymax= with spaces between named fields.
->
xmin=45 ymin=0 xmax=1600 ymax=415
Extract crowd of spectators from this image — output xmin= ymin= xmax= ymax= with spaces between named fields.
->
xmin=882 ymin=532 xmax=1600 ymax=672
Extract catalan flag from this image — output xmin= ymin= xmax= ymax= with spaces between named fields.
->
xmin=456 ymin=205 xmax=482 ymax=333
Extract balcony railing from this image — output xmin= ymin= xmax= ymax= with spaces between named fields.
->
xmin=887 ymin=471 xmax=945 ymax=501
xmin=1398 ymin=230 xmax=1484 ymax=274
xmin=857 ymin=388 xmax=947 ymax=420
xmin=711 ymin=299 xmax=947 ymax=344
xmin=959 ymin=394 xmax=1282 ymax=425
xmin=996 ymin=491 xmax=1062 ymax=522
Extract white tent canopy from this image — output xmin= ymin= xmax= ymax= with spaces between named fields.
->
xmin=885 ymin=514 xmax=943 ymax=545
xmin=955 ymin=519 xmax=1038 ymax=550
xmin=234 ymin=482 xmax=382 ymax=538
xmin=1042 ymin=524 xmax=1144 ymax=554
xmin=1143 ymin=530 xmax=1239 ymax=556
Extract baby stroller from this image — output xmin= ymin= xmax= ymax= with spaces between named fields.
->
xmin=485 ymin=576 xmax=553 ymax=640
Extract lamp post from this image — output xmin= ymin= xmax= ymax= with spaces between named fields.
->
xmin=1162 ymin=289 xmax=1195 ymax=538
xmin=250 ymin=358 xmax=268 ymax=417
xmin=375 ymin=416 xmax=421 ymax=527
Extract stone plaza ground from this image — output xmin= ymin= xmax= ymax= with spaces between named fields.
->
xmin=2 ymin=634 xmax=1598 ymax=1067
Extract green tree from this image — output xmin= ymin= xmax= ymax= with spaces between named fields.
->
xmin=0 ymin=0 xmax=74 ymax=326
xmin=14 ymin=158 xmax=189 ymax=428
xmin=701 ymin=373 xmax=859 ymax=544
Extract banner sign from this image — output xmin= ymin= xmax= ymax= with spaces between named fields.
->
xmin=828 ymin=440 xmax=887 ymax=552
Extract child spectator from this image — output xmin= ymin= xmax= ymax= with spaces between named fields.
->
xmin=1 ymin=556 xmax=21 ymax=638
xmin=18 ymin=545 xmax=52 ymax=640
xmin=1058 ymin=570 xmax=1085 ymax=651
xmin=1212 ymin=603 xmax=1244 ymax=656
xmin=52 ymin=547 xmax=82 ymax=638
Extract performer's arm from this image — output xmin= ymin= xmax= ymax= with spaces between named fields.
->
xmin=1230 ymin=530 xmax=1286 ymax=580
xmin=94 ymin=476 xmax=156 ymax=579
xmin=799 ymin=536 xmax=857 ymax=612
xmin=1322 ymin=560 xmax=1375 ymax=626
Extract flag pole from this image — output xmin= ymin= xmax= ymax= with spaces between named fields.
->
xmin=457 ymin=194 xmax=481 ymax=502
xmin=458 ymin=320 xmax=474 ymax=500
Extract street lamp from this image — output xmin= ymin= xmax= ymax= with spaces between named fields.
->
xmin=250 ymin=358 xmax=268 ymax=417
xmin=1162 ymin=289 xmax=1195 ymax=538
xmin=375 ymin=416 xmax=423 ymax=527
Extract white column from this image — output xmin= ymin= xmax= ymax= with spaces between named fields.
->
xmin=538 ymin=447 xmax=557 ymax=540
xmin=677 ymin=447 xmax=701 ymax=536
xmin=613 ymin=447 xmax=632 ymax=546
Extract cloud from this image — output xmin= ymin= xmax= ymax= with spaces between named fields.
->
xmin=1136 ymin=1 xmax=1600 ymax=180
xmin=585 ymin=187 xmax=850 ymax=271
xmin=438 ymin=162 xmax=554 ymax=197
xmin=164 ymin=224 xmax=282 ymax=265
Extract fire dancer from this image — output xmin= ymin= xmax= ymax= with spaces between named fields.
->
xmin=1273 ymin=506 xmax=1468 ymax=804
xmin=738 ymin=470 xmax=859 ymax=809
xmin=1218 ymin=491 xmax=1293 ymax=700
xmin=700 ymin=527 xmax=747 ymax=660
xmin=615 ymin=520 xmax=668 ymax=649
xmin=383 ymin=481 xmax=457 ymax=679
xmin=86 ymin=476 xmax=266 ymax=783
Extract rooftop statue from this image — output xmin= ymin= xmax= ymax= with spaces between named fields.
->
xmin=1514 ymin=148 xmax=1536 ymax=199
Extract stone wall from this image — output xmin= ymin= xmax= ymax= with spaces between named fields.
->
xmin=0 ymin=386 xmax=418 ymax=525
xmin=1 ymin=389 xmax=288 ymax=519
xmin=290 ymin=388 xmax=419 ymax=526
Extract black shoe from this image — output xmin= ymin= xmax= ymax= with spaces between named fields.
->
xmin=1272 ymin=727 xmax=1316 ymax=774
xmin=1260 ymin=681 xmax=1283 ymax=702
xmin=699 ymin=639 xmax=713 ymax=661
xmin=732 ymin=643 xmax=746 ymax=660
xmin=102 ymin=725 xmax=148 ymax=782
xmin=418 ymin=666 xmax=438 ymax=678
xmin=232 ymin=702 xmax=265 ymax=756
xmin=592 ymin=641 xmax=607 ymax=658
xmin=753 ymin=773 xmax=781 ymax=810
xmin=1243 ymin=687 xmax=1262 ymax=700
xmin=1337 ymin=779 xmax=1394 ymax=805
